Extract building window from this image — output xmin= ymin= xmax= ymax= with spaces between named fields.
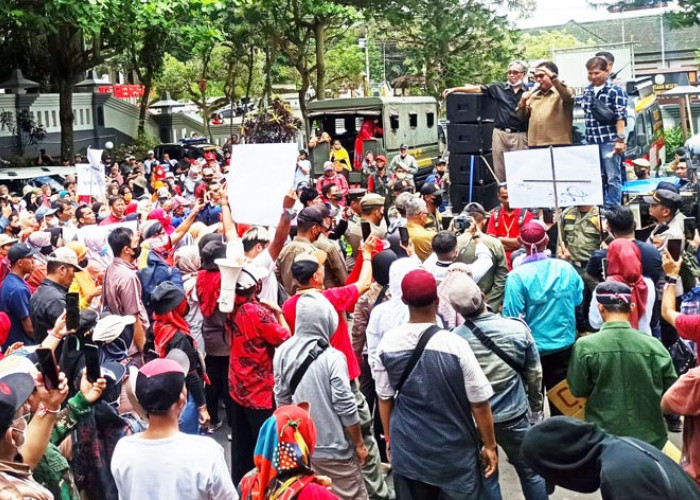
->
xmin=390 ymin=114 xmax=399 ymax=130
xmin=409 ymin=113 xmax=418 ymax=128
xmin=427 ymin=112 xmax=435 ymax=128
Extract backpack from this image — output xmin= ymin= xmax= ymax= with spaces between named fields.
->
xmin=492 ymin=208 xmax=527 ymax=231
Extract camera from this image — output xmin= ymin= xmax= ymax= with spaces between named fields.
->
xmin=453 ymin=213 xmax=472 ymax=233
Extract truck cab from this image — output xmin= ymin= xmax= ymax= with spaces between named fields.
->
xmin=305 ymin=96 xmax=441 ymax=186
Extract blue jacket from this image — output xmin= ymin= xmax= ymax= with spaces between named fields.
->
xmin=503 ymin=257 xmax=583 ymax=354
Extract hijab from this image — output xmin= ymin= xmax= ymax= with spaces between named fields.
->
xmin=85 ymin=232 xmax=113 ymax=273
xmin=147 ymin=208 xmax=174 ymax=235
xmin=606 ymin=239 xmax=648 ymax=329
xmin=174 ymin=245 xmax=201 ymax=276
xmin=28 ymin=231 xmax=52 ymax=266
xmin=239 ymin=404 xmax=318 ymax=500
xmin=153 ymin=299 xmax=193 ymax=358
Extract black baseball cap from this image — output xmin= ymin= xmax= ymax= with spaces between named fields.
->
xmin=297 ymin=205 xmax=330 ymax=226
xmin=0 ymin=373 xmax=35 ymax=432
xmin=420 ymin=182 xmax=442 ymax=197
xmin=436 ymin=158 xmax=447 ymax=165
xmin=152 ymin=281 xmax=186 ymax=315
xmin=464 ymin=202 xmax=487 ymax=216
xmin=595 ymin=281 xmax=632 ymax=306
xmin=8 ymin=243 xmax=39 ymax=264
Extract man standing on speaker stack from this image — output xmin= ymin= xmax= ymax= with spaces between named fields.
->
xmin=517 ymin=61 xmax=576 ymax=148
xmin=581 ymin=56 xmax=628 ymax=208
xmin=443 ymin=60 xmax=529 ymax=183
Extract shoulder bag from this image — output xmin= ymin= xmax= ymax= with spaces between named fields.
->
xmin=395 ymin=325 xmax=441 ymax=395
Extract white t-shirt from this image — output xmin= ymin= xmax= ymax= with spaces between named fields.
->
xmin=253 ymin=248 xmax=279 ymax=304
xmin=111 ymin=432 xmax=237 ymax=500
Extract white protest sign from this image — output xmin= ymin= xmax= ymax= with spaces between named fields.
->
xmin=504 ymin=145 xmax=604 ymax=208
xmin=227 ymin=143 xmax=297 ymax=226
xmin=76 ymin=163 xmax=106 ymax=197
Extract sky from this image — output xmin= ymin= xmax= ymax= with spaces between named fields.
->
xmin=512 ymin=0 xmax=673 ymax=29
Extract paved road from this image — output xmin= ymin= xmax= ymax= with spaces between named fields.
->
xmin=211 ymin=418 xmax=684 ymax=499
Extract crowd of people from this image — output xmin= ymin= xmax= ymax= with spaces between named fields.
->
xmin=0 ymin=54 xmax=698 ymax=500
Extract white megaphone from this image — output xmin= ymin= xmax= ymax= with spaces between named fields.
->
xmin=215 ymin=258 xmax=244 ymax=313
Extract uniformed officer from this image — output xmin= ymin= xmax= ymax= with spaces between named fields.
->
xmin=558 ymin=205 xmax=602 ymax=273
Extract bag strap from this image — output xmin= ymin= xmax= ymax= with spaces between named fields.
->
xmin=289 ymin=339 xmax=329 ymax=394
xmin=395 ymin=325 xmax=441 ymax=395
xmin=619 ymin=438 xmax=672 ymax=493
xmin=462 ymin=318 xmax=525 ymax=378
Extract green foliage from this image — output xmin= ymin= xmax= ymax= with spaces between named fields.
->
xmin=111 ymin=133 xmax=161 ymax=160
xmin=664 ymin=126 xmax=685 ymax=156
xmin=520 ymin=29 xmax=584 ymax=61
xmin=243 ymin=98 xmax=302 ymax=143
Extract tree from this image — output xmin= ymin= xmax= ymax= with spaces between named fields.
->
xmin=243 ymin=98 xmax=302 ymax=143
xmin=1 ymin=0 xmax=129 ymax=158
xmin=668 ymin=0 xmax=700 ymax=27
xmin=520 ymin=29 xmax=584 ymax=61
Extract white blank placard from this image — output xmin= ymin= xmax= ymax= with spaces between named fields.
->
xmin=227 ymin=143 xmax=297 ymax=226
xmin=504 ymin=145 xmax=604 ymax=208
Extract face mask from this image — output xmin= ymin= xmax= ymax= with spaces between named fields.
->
xmin=40 ymin=245 xmax=53 ymax=255
xmin=79 ymin=258 xmax=88 ymax=268
xmin=131 ymin=245 xmax=141 ymax=259
xmin=47 ymin=218 xmax=59 ymax=228
xmin=124 ymin=194 xmax=132 ymax=203
xmin=635 ymin=169 xmax=648 ymax=178
xmin=9 ymin=226 xmax=20 ymax=235
xmin=433 ymin=195 xmax=443 ymax=206
xmin=331 ymin=194 xmax=343 ymax=201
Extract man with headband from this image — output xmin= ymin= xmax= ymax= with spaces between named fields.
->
xmin=567 ymin=281 xmax=677 ymax=449
xmin=503 ymin=221 xmax=583 ymax=415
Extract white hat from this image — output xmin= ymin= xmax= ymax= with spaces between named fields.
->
xmin=236 ymin=265 xmax=268 ymax=291
xmin=93 ymin=315 xmax=136 ymax=343
xmin=48 ymin=247 xmax=85 ymax=272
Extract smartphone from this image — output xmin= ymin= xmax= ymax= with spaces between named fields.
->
xmin=66 ymin=292 xmax=80 ymax=332
xmin=398 ymin=226 xmax=409 ymax=247
xmin=361 ymin=221 xmax=371 ymax=241
xmin=684 ymin=216 xmax=696 ymax=240
xmin=667 ymin=238 xmax=684 ymax=261
xmin=36 ymin=347 xmax=60 ymax=391
xmin=83 ymin=344 xmax=101 ymax=383
xmin=601 ymin=258 xmax=608 ymax=280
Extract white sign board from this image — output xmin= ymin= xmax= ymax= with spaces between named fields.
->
xmin=76 ymin=163 xmax=106 ymax=197
xmin=504 ymin=145 xmax=604 ymax=208
xmin=227 ymin=143 xmax=297 ymax=226
xmin=553 ymin=45 xmax=634 ymax=91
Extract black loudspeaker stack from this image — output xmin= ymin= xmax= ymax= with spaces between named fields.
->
xmin=446 ymin=93 xmax=498 ymax=212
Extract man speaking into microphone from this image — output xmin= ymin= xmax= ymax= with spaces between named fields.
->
xmin=443 ymin=60 xmax=529 ymax=183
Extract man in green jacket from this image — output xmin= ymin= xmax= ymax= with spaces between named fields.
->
xmin=567 ymin=281 xmax=677 ymax=449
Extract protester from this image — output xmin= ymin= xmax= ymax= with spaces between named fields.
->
xmin=389 ymin=144 xmax=418 ymax=176
xmin=0 ymin=243 xmax=37 ymax=347
xmin=569 ymin=281 xmax=676 ymax=449
xmin=111 ymin=355 xmax=237 ymax=499
xmin=486 ymin=185 xmax=534 ymax=268
xmin=443 ymin=60 xmax=529 ymax=182
xmin=373 ymin=269 xmax=497 ymax=498
xmin=517 ymin=61 xmax=575 ymax=147
xmin=449 ymin=275 xmax=547 ymax=500
xmin=521 ymin=417 xmax=700 ymax=499
xmin=275 ymin=292 xmax=369 ymax=500
xmin=316 ymin=162 xmax=349 ymax=201
xmin=503 ymin=221 xmax=583 ymax=415
xmin=404 ymin=197 xmax=436 ymax=262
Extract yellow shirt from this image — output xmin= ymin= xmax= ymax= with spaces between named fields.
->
xmin=407 ymin=222 xmax=436 ymax=262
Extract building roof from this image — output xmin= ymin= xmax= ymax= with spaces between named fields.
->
xmin=525 ymin=15 xmax=700 ymax=58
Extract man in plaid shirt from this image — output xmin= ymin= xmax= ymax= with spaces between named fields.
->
xmin=582 ymin=56 xmax=628 ymax=208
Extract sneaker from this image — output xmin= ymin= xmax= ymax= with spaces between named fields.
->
xmin=207 ymin=421 xmax=224 ymax=434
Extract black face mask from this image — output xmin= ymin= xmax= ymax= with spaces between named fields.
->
xmin=130 ymin=245 xmax=141 ymax=259
xmin=40 ymin=245 xmax=53 ymax=255
xmin=78 ymin=258 xmax=88 ymax=268
xmin=331 ymin=194 xmax=343 ymax=201
xmin=433 ymin=195 xmax=443 ymax=207
xmin=9 ymin=226 xmax=20 ymax=235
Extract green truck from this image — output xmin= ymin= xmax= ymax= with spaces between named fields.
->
xmin=306 ymin=96 xmax=443 ymax=186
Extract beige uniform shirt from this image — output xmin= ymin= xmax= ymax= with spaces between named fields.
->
xmin=522 ymin=78 xmax=575 ymax=147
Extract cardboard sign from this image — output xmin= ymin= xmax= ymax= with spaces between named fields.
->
xmin=63 ymin=220 xmax=137 ymax=245
xmin=76 ymin=163 xmax=106 ymax=197
xmin=504 ymin=145 xmax=604 ymax=208
xmin=546 ymin=379 xmax=586 ymax=418
xmin=227 ymin=143 xmax=297 ymax=227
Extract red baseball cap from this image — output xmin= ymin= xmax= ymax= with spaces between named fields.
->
xmin=401 ymin=269 xmax=438 ymax=307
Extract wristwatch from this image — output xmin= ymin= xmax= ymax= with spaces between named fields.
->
xmin=615 ymin=134 xmax=626 ymax=143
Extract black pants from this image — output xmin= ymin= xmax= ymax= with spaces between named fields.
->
xmin=540 ymin=346 xmax=573 ymax=417
xmin=205 ymin=354 xmax=232 ymax=427
xmin=230 ymin=400 xmax=273 ymax=485
xmin=360 ymin=354 xmax=388 ymax=462
xmin=394 ymin=473 xmax=476 ymax=500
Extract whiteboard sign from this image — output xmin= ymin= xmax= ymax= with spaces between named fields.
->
xmin=504 ymin=145 xmax=604 ymax=208
xmin=63 ymin=220 xmax=138 ymax=244
xmin=227 ymin=143 xmax=297 ymax=226
xmin=76 ymin=163 xmax=106 ymax=197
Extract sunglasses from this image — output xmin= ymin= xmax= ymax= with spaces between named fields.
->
xmin=533 ymin=73 xmax=546 ymax=80
xmin=507 ymin=71 xmax=524 ymax=75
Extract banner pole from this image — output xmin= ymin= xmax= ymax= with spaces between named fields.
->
xmin=550 ymin=146 xmax=565 ymax=254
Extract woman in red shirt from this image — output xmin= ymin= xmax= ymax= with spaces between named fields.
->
xmin=230 ymin=265 xmax=291 ymax=485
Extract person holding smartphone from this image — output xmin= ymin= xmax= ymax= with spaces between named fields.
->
xmin=644 ymin=186 xmax=685 ymax=252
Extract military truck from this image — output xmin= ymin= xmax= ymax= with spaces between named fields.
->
xmin=305 ymin=96 xmax=442 ymax=186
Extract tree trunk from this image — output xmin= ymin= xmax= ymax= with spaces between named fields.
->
xmin=262 ymin=47 xmax=273 ymax=107
xmin=137 ymin=78 xmax=152 ymax=137
xmin=57 ymin=78 xmax=75 ymax=159
xmin=314 ymin=20 xmax=326 ymax=101
xmin=242 ymin=45 xmax=255 ymax=123
xmin=299 ymin=72 xmax=311 ymax=141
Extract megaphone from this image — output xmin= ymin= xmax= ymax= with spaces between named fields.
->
xmin=215 ymin=258 xmax=244 ymax=313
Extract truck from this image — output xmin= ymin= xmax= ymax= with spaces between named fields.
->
xmin=305 ymin=96 xmax=442 ymax=186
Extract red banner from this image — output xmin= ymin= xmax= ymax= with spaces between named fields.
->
xmin=98 ymin=85 xmax=145 ymax=98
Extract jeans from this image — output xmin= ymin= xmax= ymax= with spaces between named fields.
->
xmin=482 ymin=414 xmax=548 ymax=500
xmin=599 ymin=142 xmax=623 ymax=208
xmin=178 ymin=393 xmax=199 ymax=435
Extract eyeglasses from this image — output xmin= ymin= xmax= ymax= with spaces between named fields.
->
xmin=507 ymin=71 xmax=524 ymax=75
xmin=533 ymin=74 xmax=546 ymax=80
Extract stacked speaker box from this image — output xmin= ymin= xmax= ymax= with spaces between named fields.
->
xmin=446 ymin=93 xmax=498 ymax=212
